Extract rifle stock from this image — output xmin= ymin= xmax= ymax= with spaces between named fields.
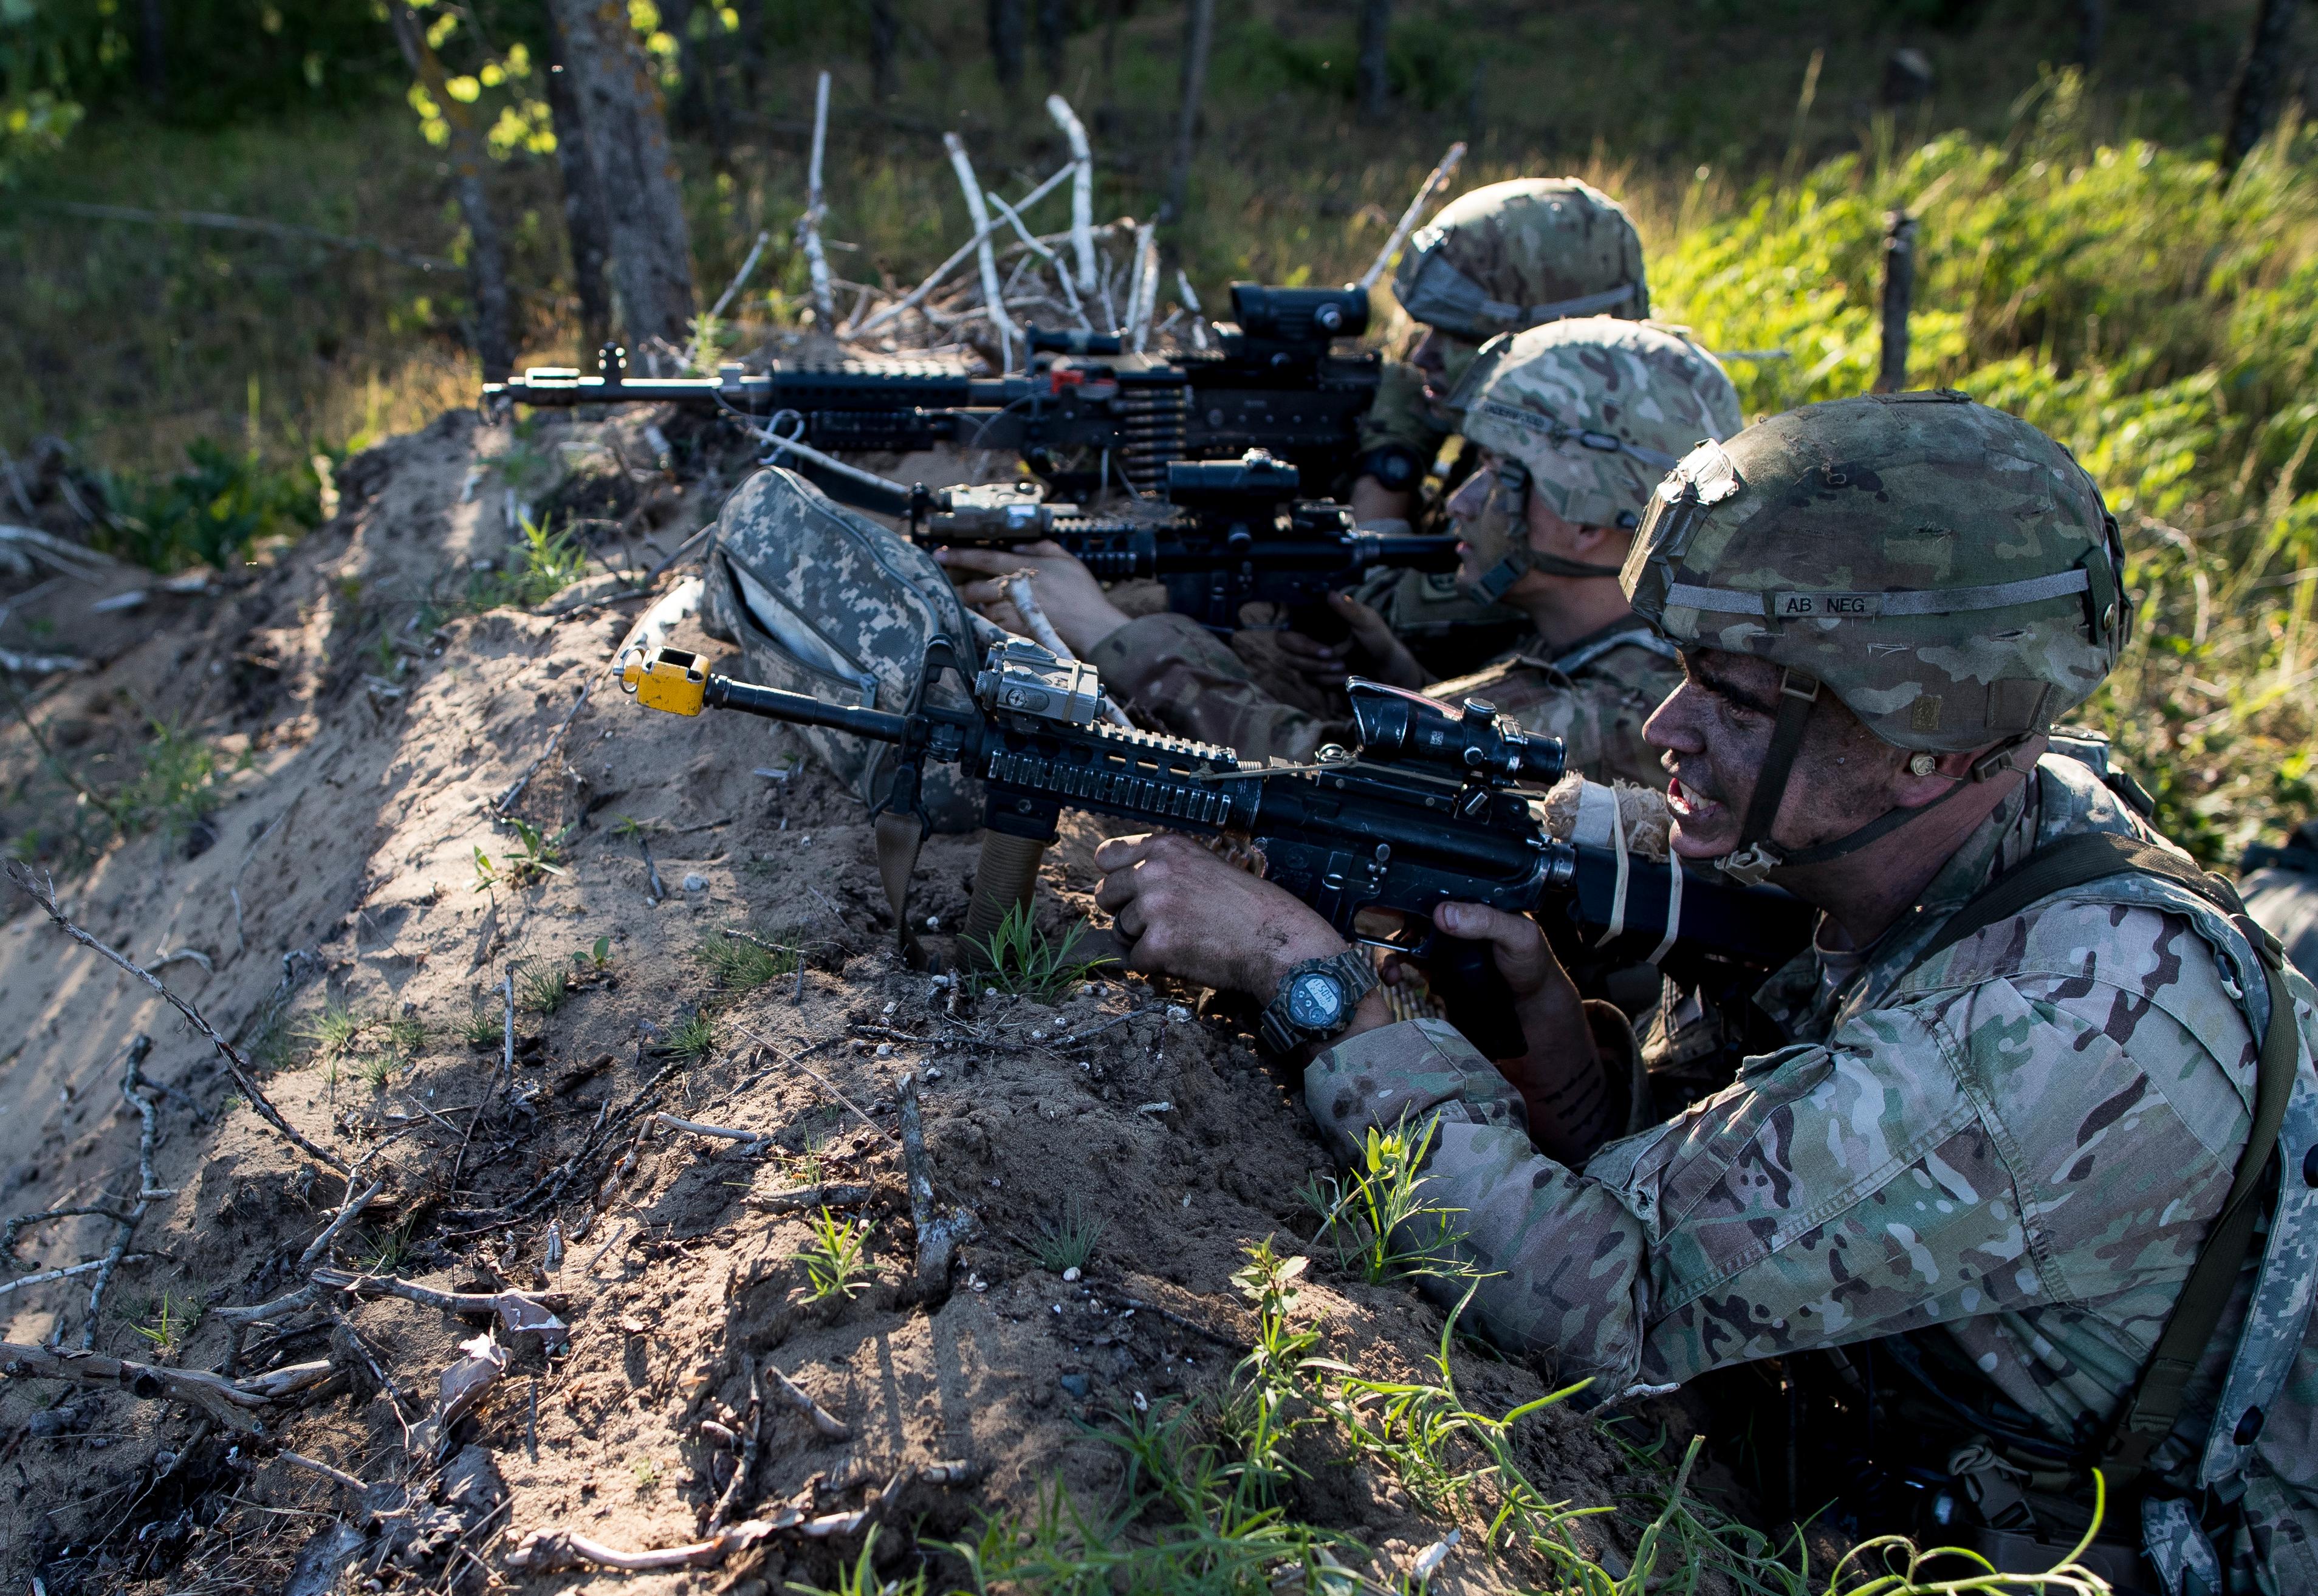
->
xmin=620 ymin=637 xmax=1811 ymax=1055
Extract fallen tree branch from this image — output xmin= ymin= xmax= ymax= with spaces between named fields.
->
xmin=706 ymin=1358 xmax=762 ymax=1531
xmin=0 ymin=1340 xmax=266 ymax=1434
xmin=897 ymin=1072 xmax=977 ymax=1296
xmin=653 ymin=1112 xmax=769 ymax=1149
xmin=0 ymin=648 xmax=91 ymax=676
xmin=848 ymin=162 xmax=1072 ymax=341
xmin=799 ymin=71 xmax=835 ymax=324
xmin=297 ymin=1179 xmax=384 ymax=1272
xmin=507 ymin=1520 xmax=779 ymax=1574
xmin=4 ymin=865 xmax=346 ymax=1173
xmin=0 ymin=1255 xmax=152 ymax=1299
xmin=493 ymin=681 xmax=592 ymax=815
xmin=33 ymin=200 xmax=457 ymax=272
xmin=2 ymin=1205 xmax=137 ymax=1265
xmin=766 ymin=1361 xmax=850 ymax=1439
xmin=311 ymin=1268 xmax=568 ymax=1337
xmin=275 ymin=1448 xmax=371 ymax=1496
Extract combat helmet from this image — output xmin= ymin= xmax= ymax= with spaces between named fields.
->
xmin=1622 ymin=390 xmax=2130 ymax=880
xmin=1445 ymin=317 xmax=1741 ymax=601
xmin=1393 ymin=178 xmax=1650 ymax=343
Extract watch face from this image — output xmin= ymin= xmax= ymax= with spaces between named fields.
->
xmin=1286 ymin=971 xmax=1346 ymax=1029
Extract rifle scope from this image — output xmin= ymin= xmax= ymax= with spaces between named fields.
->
xmin=1346 ymin=680 xmax=1563 ymax=788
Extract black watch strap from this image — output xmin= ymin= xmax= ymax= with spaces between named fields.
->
xmin=1257 ymin=950 xmax=1379 ymax=1055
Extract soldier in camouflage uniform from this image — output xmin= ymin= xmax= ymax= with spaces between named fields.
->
xmin=938 ymin=318 xmax=1738 ymax=790
xmin=2243 ymin=820 xmax=2318 ymax=983
xmin=1345 ymin=177 xmax=1653 ymax=680
xmin=1092 ymin=393 xmax=2318 ymax=1594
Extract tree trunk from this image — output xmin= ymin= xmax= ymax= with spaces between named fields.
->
xmin=1166 ymin=0 xmax=1216 ymax=223
xmin=2074 ymin=0 xmax=2106 ymax=66
xmin=735 ymin=0 xmax=766 ymax=106
xmin=137 ymin=0 xmax=166 ymax=108
xmin=546 ymin=0 xmax=699 ymax=358
xmin=546 ymin=12 xmax=614 ymax=357
xmin=988 ymin=0 xmax=1027 ymax=92
xmin=2224 ymin=0 xmax=2302 ymax=173
xmin=1357 ymin=0 xmax=1391 ymax=124
xmin=1037 ymin=0 xmax=1069 ymax=86
xmin=386 ymin=4 xmax=515 ymax=382
xmin=870 ymin=0 xmax=899 ymax=101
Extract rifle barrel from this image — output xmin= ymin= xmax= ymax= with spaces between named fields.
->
xmin=704 ymin=676 xmax=911 ymax=742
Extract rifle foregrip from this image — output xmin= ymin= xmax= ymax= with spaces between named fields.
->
xmin=1424 ymin=936 xmax=1527 ymax=1063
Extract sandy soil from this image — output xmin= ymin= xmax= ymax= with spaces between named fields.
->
xmin=0 ymin=409 xmax=1692 ymax=1595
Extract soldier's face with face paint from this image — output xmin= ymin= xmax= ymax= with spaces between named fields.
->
xmin=1410 ymin=327 xmax=1484 ymax=404
xmin=1644 ymin=648 xmax=1913 ymax=862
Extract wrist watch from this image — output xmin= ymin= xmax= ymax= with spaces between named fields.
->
xmin=1257 ymin=950 xmax=1378 ymax=1055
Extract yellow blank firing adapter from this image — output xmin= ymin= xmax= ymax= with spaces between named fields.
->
xmin=621 ymin=646 xmax=708 ymax=716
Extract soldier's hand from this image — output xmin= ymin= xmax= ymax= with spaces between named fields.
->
xmin=1092 ymin=834 xmax=1384 ymax=1036
xmin=1427 ymin=901 xmax=1611 ymax=1162
xmin=1277 ymin=594 xmax=1427 ymax=691
xmin=934 ymin=541 xmax=1133 ymax=657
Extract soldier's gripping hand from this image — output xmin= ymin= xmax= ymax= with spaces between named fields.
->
xmin=934 ymin=540 xmax=1133 ymax=658
xmin=1417 ymin=902 xmax=1615 ymax=1162
xmin=1275 ymin=592 xmax=1428 ymax=691
xmin=1092 ymin=833 xmax=1387 ymax=1032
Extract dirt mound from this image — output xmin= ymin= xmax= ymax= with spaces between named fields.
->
xmin=0 ymin=409 xmax=1703 ymax=1594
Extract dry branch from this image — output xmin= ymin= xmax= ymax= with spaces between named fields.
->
xmin=706 ymin=1358 xmax=763 ymax=1531
xmin=493 ymin=681 xmax=592 ymax=814
xmin=897 ymin=1072 xmax=976 ymax=1295
xmin=653 ymin=1112 xmax=768 ymax=1148
xmin=943 ymin=132 xmax=1016 ymax=370
xmin=849 ymin=163 xmax=1072 ymax=341
xmin=296 ymin=1179 xmax=384 ymax=1272
xmin=311 ymin=1268 xmax=568 ymax=1337
xmin=4 ymin=865 xmax=347 ymax=1174
xmin=766 ymin=1361 xmax=849 ymax=1439
xmin=507 ymin=1520 xmax=778 ymax=1574
xmin=0 ymin=1341 xmax=267 ymax=1434
xmin=1046 ymin=94 xmax=1097 ymax=296
xmin=800 ymin=70 xmax=836 ymax=324
xmin=1357 ymin=142 xmax=1467 ymax=292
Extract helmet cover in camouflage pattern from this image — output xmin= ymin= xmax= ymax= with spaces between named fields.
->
xmin=1392 ymin=178 xmax=1650 ymax=341
xmin=1621 ymin=391 xmax=2129 ymax=753
xmin=1450 ymin=317 xmax=1743 ymax=530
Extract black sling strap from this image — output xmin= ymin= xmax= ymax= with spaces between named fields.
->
xmin=1908 ymin=829 xmax=2300 ymax=1489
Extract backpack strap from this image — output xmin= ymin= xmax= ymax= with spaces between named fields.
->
xmin=1906 ymin=829 xmax=2299 ymax=1492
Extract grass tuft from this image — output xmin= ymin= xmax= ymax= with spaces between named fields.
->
xmin=518 ymin=962 xmax=570 ymax=1016
xmin=787 ymin=1206 xmax=874 ymax=1302
xmin=1299 ymin=1115 xmax=1468 ymax=1286
xmin=668 ymin=1012 xmax=715 ymax=1062
xmin=1030 ymin=1196 xmax=1105 ymax=1275
xmin=965 ymin=902 xmax=1114 ymax=1004
xmin=694 ymin=929 xmax=797 ymax=990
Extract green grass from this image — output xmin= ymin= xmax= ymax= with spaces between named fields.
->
xmin=461 ymin=1005 xmax=501 ymax=1046
xmin=518 ymin=962 xmax=571 ymax=1016
xmin=787 ymin=1206 xmax=875 ymax=1303
xmin=694 ymin=928 xmax=797 ymax=990
xmin=964 ymin=902 xmax=1114 ymax=1004
xmin=129 ymin=1289 xmax=205 ymax=1359
xmin=1030 ymin=1196 xmax=1105 ymax=1276
xmin=463 ymin=516 xmax=589 ymax=612
xmin=1298 ymin=1115 xmax=1468 ymax=1286
xmin=668 ymin=1012 xmax=715 ymax=1062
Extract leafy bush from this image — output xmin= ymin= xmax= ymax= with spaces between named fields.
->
xmin=95 ymin=439 xmax=325 ymax=572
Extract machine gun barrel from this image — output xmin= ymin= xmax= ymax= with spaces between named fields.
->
xmin=620 ymin=639 xmax=1812 ymax=1057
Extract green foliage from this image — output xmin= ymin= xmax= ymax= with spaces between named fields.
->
xmin=518 ymin=962 xmax=569 ymax=1015
xmin=298 ymin=1001 xmax=422 ymax=1088
xmin=461 ymin=1005 xmax=500 ymax=1046
xmin=668 ymin=1011 xmax=715 ymax=1061
xmin=95 ymin=439 xmax=326 ymax=573
xmin=1299 ymin=1115 xmax=1467 ymax=1285
xmin=1652 ymin=75 xmax=2318 ymax=860
xmin=1030 ymin=1196 xmax=1105 ymax=1275
xmin=789 ymin=1527 xmax=924 ymax=1596
xmin=130 ymin=1289 xmax=205 ymax=1358
xmin=578 ymin=934 xmax=614 ymax=971
xmin=787 ymin=1206 xmax=874 ymax=1302
xmin=465 ymin=517 xmax=589 ymax=612
xmin=480 ymin=817 xmax=571 ymax=888
xmin=112 ymin=716 xmax=230 ymax=840
xmin=694 ymin=929 xmax=797 ymax=990
xmin=965 ymin=901 xmax=1113 ymax=1003
xmin=352 ymin=1213 xmax=417 ymax=1274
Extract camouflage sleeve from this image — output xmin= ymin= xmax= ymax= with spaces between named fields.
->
xmin=1357 ymin=361 xmax=1452 ymax=459
xmin=1305 ymin=908 xmax=2255 ymax=1410
xmin=1430 ymin=651 xmax=1678 ymax=791
xmin=1084 ymin=611 xmax=1345 ymax=762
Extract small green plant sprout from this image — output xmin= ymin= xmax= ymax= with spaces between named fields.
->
xmin=382 ymin=1014 xmax=425 ymax=1055
xmin=357 ymin=1051 xmax=397 ymax=1092
xmin=118 ymin=717 xmax=225 ymax=840
xmin=501 ymin=817 xmax=571 ymax=885
xmin=1032 ymin=1196 xmax=1105 ymax=1276
xmin=668 ymin=1012 xmax=715 ymax=1062
xmin=787 ymin=1206 xmax=874 ymax=1302
xmin=694 ymin=928 xmax=795 ymax=990
xmin=630 ymin=1455 xmax=660 ymax=1493
xmin=467 ymin=515 xmax=589 ymax=612
xmin=965 ymin=901 xmax=1114 ymax=1002
xmin=471 ymin=845 xmax=499 ymax=894
xmin=131 ymin=1289 xmax=205 ymax=1358
xmin=575 ymin=934 xmax=613 ymax=971
xmin=611 ymin=813 xmax=646 ymax=840
xmin=789 ymin=1526 xmax=928 ymax=1596
xmin=296 ymin=999 xmax=363 ymax=1060
xmin=461 ymin=1006 xmax=500 ymax=1046
xmin=352 ymin=1215 xmax=418 ymax=1275
xmin=518 ymin=962 xmax=571 ymax=1015
xmin=1299 ymin=1114 xmax=1468 ymax=1286
xmin=1216 ymin=1238 xmax=1333 ymax=1501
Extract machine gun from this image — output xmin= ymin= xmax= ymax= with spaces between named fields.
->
xmin=482 ymin=284 xmax=1382 ymax=504
xmin=620 ymin=635 xmax=1811 ymax=1057
xmin=910 ymin=450 xmax=1458 ymax=631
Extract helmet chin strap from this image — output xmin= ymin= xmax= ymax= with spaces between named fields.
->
xmin=1461 ymin=472 xmax=1626 ymax=601
xmin=1713 ymin=668 xmax=2032 ymax=886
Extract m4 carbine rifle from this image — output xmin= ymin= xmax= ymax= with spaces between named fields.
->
xmin=621 ymin=635 xmax=1810 ymax=1058
xmin=910 ymin=450 xmax=1458 ymax=632
xmin=483 ymin=284 xmax=1381 ymax=505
